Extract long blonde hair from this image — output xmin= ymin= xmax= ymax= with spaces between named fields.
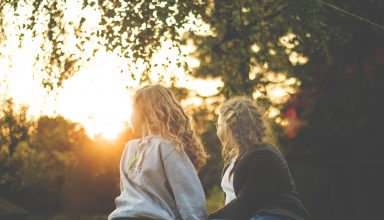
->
xmin=218 ymin=97 xmax=276 ymax=166
xmin=132 ymin=85 xmax=207 ymax=171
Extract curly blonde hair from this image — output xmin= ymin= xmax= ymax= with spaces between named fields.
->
xmin=132 ymin=85 xmax=207 ymax=171
xmin=218 ymin=97 xmax=276 ymax=166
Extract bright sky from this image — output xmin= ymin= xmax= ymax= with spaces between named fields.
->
xmin=0 ymin=1 xmax=225 ymax=140
xmin=0 ymin=1 xmax=301 ymax=140
xmin=0 ymin=43 xmax=223 ymax=140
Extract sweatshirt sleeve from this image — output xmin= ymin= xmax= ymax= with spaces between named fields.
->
xmin=209 ymin=150 xmax=284 ymax=220
xmin=163 ymin=150 xmax=208 ymax=220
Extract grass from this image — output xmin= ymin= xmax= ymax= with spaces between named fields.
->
xmin=29 ymin=214 xmax=108 ymax=220
xmin=206 ymin=186 xmax=225 ymax=212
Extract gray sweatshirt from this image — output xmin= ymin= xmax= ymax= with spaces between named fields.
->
xmin=108 ymin=136 xmax=207 ymax=220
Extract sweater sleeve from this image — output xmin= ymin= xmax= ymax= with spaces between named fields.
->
xmin=163 ymin=150 xmax=208 ymax=220
xmin=209 ymin=150 xmax=285 ymax=220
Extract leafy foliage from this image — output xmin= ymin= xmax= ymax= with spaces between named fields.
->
xmin=0 ymin=99 xmax=34 ymax=154
xmin=0 ymin=0 xmax=207 ymax=89
xmin=0 ymin=100 xmax=133 ymax=215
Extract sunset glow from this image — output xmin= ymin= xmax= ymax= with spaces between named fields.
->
xmin=0 ymin=1 xmax=299 ymax=140
xmin=0 ymin=41 xmax=224 ymax=140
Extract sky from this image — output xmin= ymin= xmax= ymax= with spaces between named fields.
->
xmin=0 ymin=0 xmax=299 ymax=140
xmin=0 ymin=44 xmax=223 ymax=140
xmin=0 ymin=1 xmax=226 ymax=140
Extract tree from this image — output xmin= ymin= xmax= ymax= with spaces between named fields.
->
xmin=189 ymin=1 xmax=384 ymax=218
xmin=0 ymin=101 xmax=135 ymax=216
xmin=285 ymin=20 xmax=384 ymax=220
xmin=0 ymin=0 xmax=207 ymax=89
xmin=0 ymin=99 xmax=34 ymax=154
xmin=0 ymin=109 xmax=95 ymax=214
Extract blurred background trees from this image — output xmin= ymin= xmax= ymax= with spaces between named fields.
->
xmin=0 ymin=99 xmax=135 ymax=218
xmin=1 ymin=0 xmax=384 ymax=219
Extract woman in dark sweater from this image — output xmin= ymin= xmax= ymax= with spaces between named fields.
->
xmin=209 ymin=97 xmax=310 ymax=220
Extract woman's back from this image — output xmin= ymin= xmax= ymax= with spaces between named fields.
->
xmin=232 ymin=144 xmax=309 ymax=220
xmin=210 ymin=97 xmax=309 ymax=220
xmin=108 ymin=136 xmax=207 ymax=220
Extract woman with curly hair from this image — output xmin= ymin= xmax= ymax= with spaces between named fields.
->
xmin=108 ymin=85 xmax=208 ymax=220
xmin=209 ymin=97 xmax=309 ymax=220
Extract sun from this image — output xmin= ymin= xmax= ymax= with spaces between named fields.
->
xmin=0 ymin=7 xmax=223 ymax=141
xmin=2 ymin=48 xmax=134 ymax=140
xmin=53 ymin=52 xmax=134 ymax=140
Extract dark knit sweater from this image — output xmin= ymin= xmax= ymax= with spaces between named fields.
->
xmin=209 ymin=144 xmax=310 ymax=220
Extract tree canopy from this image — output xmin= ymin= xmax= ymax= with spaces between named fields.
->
xmin=1 ymin=0 xmax=207 ymax=88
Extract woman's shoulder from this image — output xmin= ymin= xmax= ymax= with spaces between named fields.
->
xmin=123 ymin=139 xmax=140 ymax=151
xmin=126 ymin=135 xmax=170 ymax=147
xmin=123 ymin=138 xmax=141 ymax=152
xmin=126 ymin=138 xmax=140 ymax=146
xmin=126 ymin=136 xmax=179 ymax=158
xmin=124 ymin=136 xmax=176 ymax=160
xmin=248 ymin=143 xmax=279 ymax=154
xmin=235 ymin=144 xmax=288 ymax=176
xmin=145 ymin=135 xmax=172 ymax=149
xmin=241 ymin=143 xmax=284 ymax=163
xmin=144 ymin=135 xmax=177 ymax=157
xmin=124 ymin=137 xmax=162 ymax=153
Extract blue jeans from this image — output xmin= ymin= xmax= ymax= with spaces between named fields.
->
xmin=251 ymin=216 xmax=288 ymax=220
